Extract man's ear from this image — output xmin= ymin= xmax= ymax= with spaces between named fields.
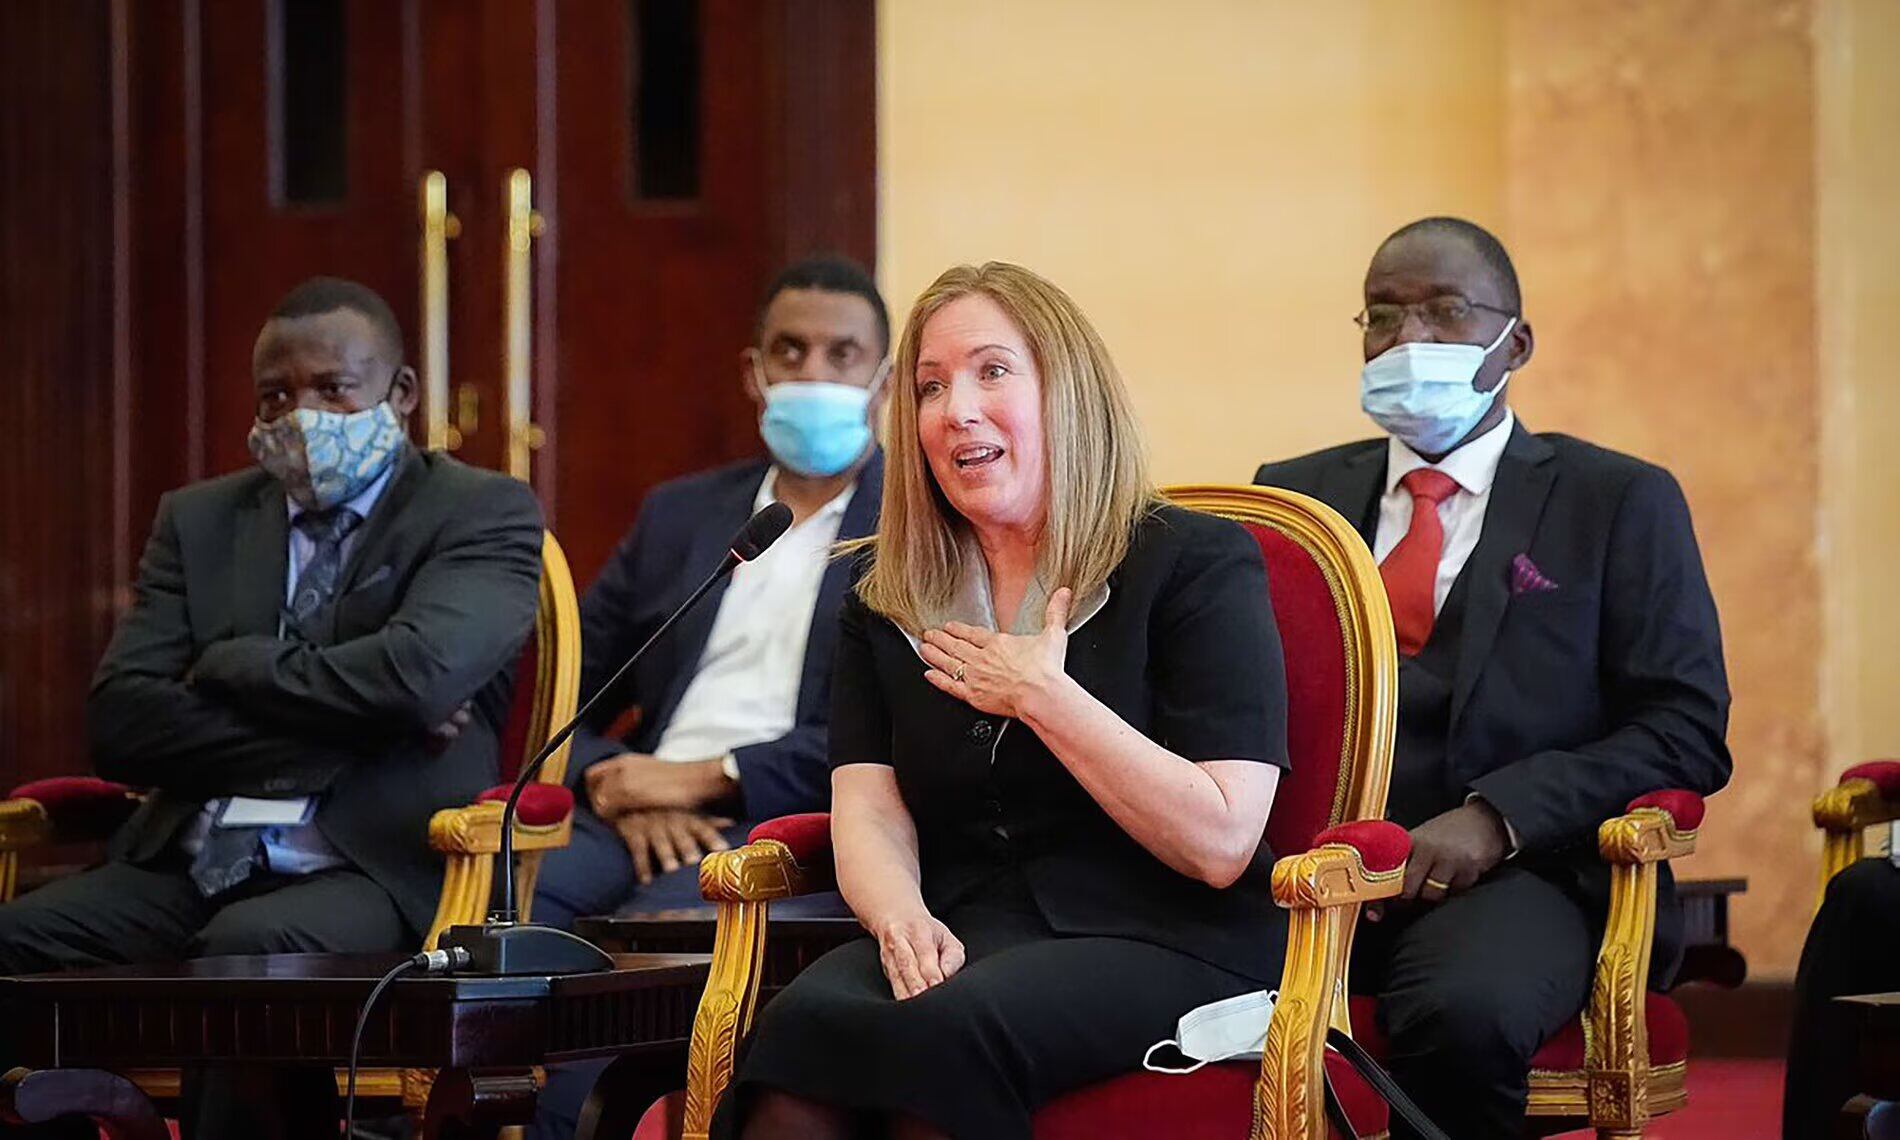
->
xmin=1505 ymin=320 xmax=1535 ymax=374
xmin=388 ymin=365 xmax=421 ymax=417
xmin=739 ymin=348 xmax=768 ymax=410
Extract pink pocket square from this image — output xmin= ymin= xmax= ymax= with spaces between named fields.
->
xmin=1511 ymin=554 xmax=1558 ymax=595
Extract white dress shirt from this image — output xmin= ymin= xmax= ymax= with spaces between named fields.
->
xmin=652 ymin=469 xmax=857 ymax=763
xmin=1372 ymin=410 xmax=1516 ymax=617
xmin=1374 ymin=411 xmax=1523 ymax=848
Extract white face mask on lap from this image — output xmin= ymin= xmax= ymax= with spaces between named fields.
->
xmin=1360 ymin=317 xmax=1516 ymax=456
xmin=1141 ymin=988 xmax=1279 ymax=1075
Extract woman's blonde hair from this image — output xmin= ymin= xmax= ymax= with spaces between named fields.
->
xmin=854 ymin=262 xmax=1154 ymax=632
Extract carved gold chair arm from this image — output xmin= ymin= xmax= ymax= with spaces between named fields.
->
xmin=0 ymin=799 xmax=52 ymax=853
xmin=1583 ymin=800 xmax=1700 ymax=1135
xmin=1598 ymin=806 xmax=1698 ymax=866
xmin=681 ymin=838 xmax=834 ymax=1140
xmin=420 ymin=800 xmax=575 ymax=949
xmin=699 ymin=838 xmax=821 ymax=904
xmin=0 ymin=799 xmax=52 ymax=905
xmin=1813 ymin=770 xmax=1900 ymax=905
xmin=426 ymin=800 xmax=573 ymax=856
xmin=1256 ymin=828 xmax=1408 ymax=1140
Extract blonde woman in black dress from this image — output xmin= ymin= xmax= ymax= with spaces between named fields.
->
xmin=717 ymin=262 xmax=1291 ymax=1140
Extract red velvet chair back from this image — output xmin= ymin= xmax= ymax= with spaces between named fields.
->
xmin=497 ymin=532 xmax=583 ymax=786
xmin=1160 ymin=486 xmax=1398 ymax=858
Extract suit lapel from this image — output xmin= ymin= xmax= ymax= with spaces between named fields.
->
xmin=232 ymin=478 xmax=289 ymax=637
xmin=1314 ymin=444 xmax=1387 ymax=547
xmin=797 ymin=451 xmax=883 ymax=716
xmin=671 ymin=463 xmax=769 ymax=673
xmin=336 ymin=446 xmax=426 ymax=594
xmin=1449 ymin=423 xmax=1556 ymax=727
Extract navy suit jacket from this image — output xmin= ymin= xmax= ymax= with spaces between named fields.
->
xmin=568 ymin=453 xmax=883 ymax=823
xmin=1255 ymin=423 xmax=1732 ymax=857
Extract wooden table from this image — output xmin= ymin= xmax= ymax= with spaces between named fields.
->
xmin=1831 ymin=993 xmax=1900 ymax=1139
xmin=1675 ymin=876 xmax=1749 ymax=987
xmin=0 ymin=951 xmax=709 ymax=1140
xmin=584 ymin=879 xmax=1750 ymax=992
xmin=579 ymin=893 xmax=861 ymax=1006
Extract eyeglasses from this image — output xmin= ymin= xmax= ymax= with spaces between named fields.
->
xmin=1353 ymin=295 xmax=1516 ymax=337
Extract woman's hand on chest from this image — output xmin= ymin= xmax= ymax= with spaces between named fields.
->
xmin=920 ymin=587 xmax=1074 ymax=719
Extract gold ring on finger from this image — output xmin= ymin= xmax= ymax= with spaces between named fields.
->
xmin=953 ymin=663 xmax=967 ymax=683
xmin=1423 ymin=877 xmax=1451 ymax=892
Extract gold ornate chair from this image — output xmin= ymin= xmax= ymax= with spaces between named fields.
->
xmin=640 ymin=484 xmax=1406 ymax=1140
xmin=1812 ymin=760 xmax=1900 ymax=904
xmin=0 ymin=530 xmax=584 ymax=1118
xmin=1268 ymin=769 xmax=1708 ymax=1132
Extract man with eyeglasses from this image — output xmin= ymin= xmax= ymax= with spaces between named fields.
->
xmin=1254 ymin=217 xmax=1731 ymax=1138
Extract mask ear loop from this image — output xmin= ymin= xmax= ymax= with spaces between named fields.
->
xmin=1476 ymin=316 xmax=1518 ymax=396
xmin=1142 ymin=1038 xmax=1212 ymax=1076
xmin=1142 ymin=1036 xmax=1268 ymax=1076
xmin=1479 ymin=316 xmax=1518 ymax=356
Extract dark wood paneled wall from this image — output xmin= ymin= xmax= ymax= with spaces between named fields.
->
xmin=0 ymin=0 xmax=878 ymax=794
xmin=0 ymin=0 xmax=125 ymax=791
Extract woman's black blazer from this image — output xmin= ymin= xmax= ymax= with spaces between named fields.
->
xmin=829 ymin=504 xmax=1291 ymax=982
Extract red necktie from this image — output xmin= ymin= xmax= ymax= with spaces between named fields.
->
xmin=1380 ymin=468 xmax=1461 ymax=657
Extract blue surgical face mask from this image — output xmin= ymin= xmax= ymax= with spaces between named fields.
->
xmin=756 ymin=366 xmax=883 ymax=477
xmin=1360 ymin=317 xmax=1517 ymax=456
xmin=248 ymin=401 xmax=406 ymax=510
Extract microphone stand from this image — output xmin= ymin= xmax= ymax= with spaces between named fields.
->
xmin=440 ymin=551 xmax=746 ymax=975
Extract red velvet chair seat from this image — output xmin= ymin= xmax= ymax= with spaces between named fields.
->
xmin=1341 ymin=990 xmax=1690 ymax=1075
xmin=631 ymin=1056 xmax=1390 ymax=1140
xmin=1032 ymin=1054 xmax=1388 ymax=1138
xmin=1529 ymin=992 xmax=1689 ymax=1071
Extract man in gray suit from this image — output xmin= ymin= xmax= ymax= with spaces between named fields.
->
xmin=0 ymin=277 xmax=544 ymax=1139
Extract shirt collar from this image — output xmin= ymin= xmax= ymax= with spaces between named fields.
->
xmin=756 ymin=466 xmax=858 ymax=522
xmin=1384 ymin=408 xmax=1516 ymax=497
xmin=287 ymin=459 xmax=396 ymax=526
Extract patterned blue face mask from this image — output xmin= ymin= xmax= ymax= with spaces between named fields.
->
xmin=248 ymin=402 xmax=406 ymax=510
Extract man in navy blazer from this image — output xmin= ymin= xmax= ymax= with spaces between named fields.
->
xmin=533 ymin=256 xmax=889 ymax=928
xmin=1254 ymin=218 xmax=1731 ymax=1138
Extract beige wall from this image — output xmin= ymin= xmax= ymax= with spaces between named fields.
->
xmin=1820 ymin=0 xmax=1900 ymax=816
xmin=879 ymin=0 xmax=1899 ymax=977
xmin=878 ymin=0 xmax=1507 ymax=477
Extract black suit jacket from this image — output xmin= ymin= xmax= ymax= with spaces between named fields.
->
xmin=830 ymin=505 xmax=1291 ymax=982
xmin=87 ymin=446 xmax=545 ymax=933
xmin=569 ymin=454 xmax=883 ymax=823
xmin=1254 ymin=424 xmax=1731 ymax=925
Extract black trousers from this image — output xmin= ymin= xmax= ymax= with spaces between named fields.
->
xmin=714 ymin=871 xmax=1265 ymax=1140
xmin=1351 ymin=864 xmax=1600 ymax=1140
xmin=1785 ymin=857 xmax=1900 ymax=1140
xmin=0 ymin=858 xmax=410 ymax=1140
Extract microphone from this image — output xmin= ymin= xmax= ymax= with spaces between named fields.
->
xmin=440 ymin=501 xmax=796 ymax=975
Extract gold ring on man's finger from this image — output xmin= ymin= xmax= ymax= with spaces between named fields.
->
xmin=953 ymin=664 xmax=967 ymax=683
xmin=1422 ymin=877 xmax=1452 ymax=892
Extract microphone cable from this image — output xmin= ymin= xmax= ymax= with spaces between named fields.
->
xmin=343 ymin=946 xmax=471 ymax=1137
